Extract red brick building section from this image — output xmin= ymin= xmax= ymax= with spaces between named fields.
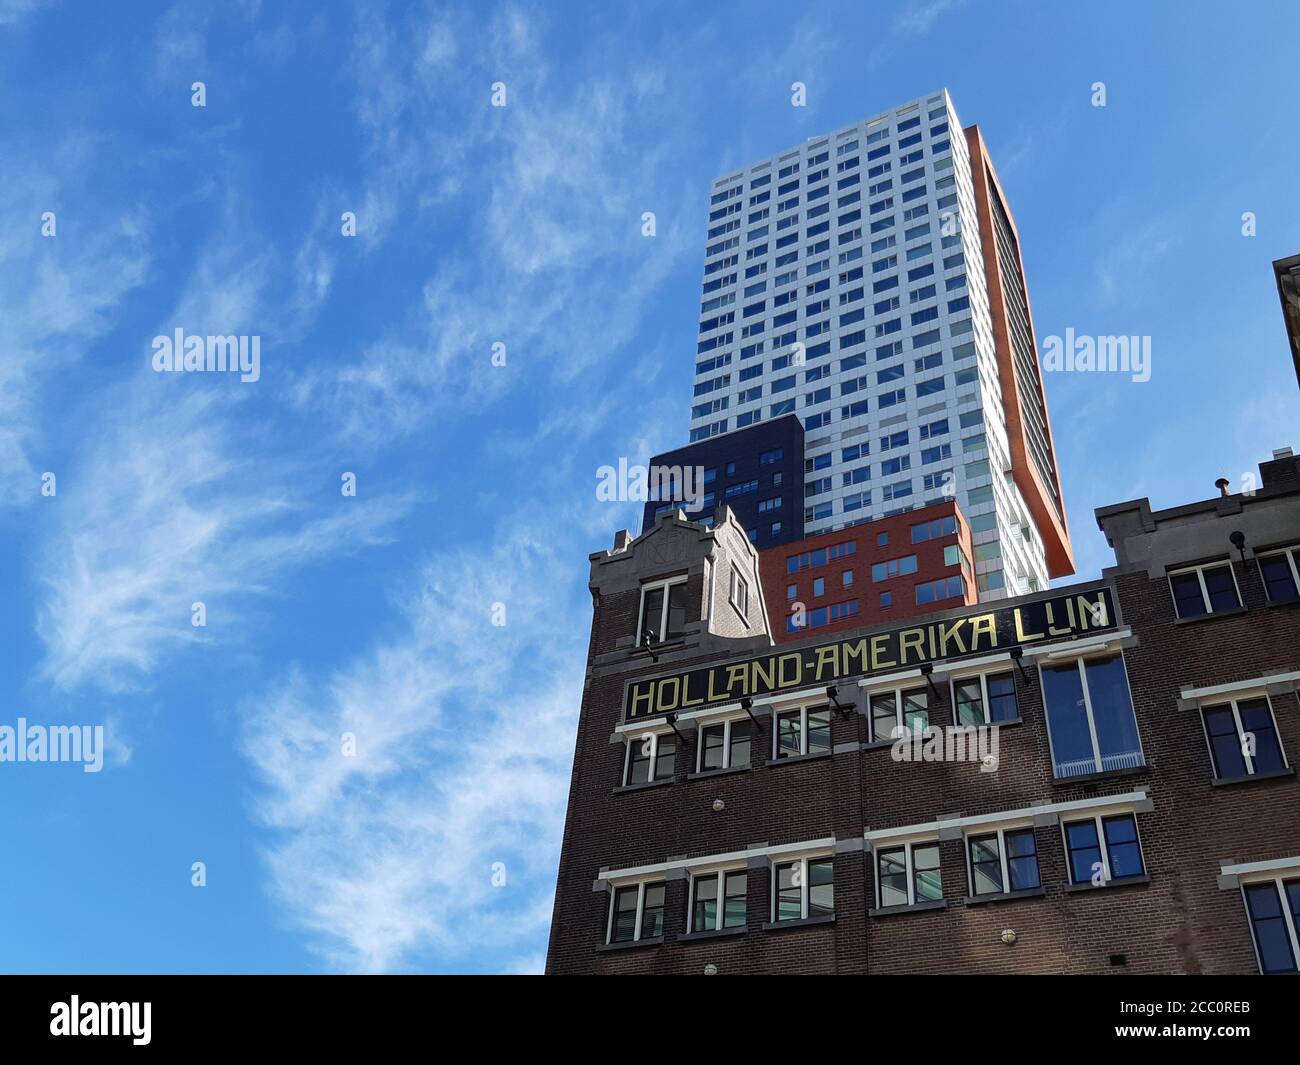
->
xmin=759 ymin=499 xmax=976 ymax=644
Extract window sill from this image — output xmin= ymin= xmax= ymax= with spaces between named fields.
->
xmin=626 ymin=639 xmax=688 ymax=660
xmin=677 ymin=925 xmax=748 ymax=943
xmin=613 ymin=777 xmax=673 ymax=795
xmin=962 ymin=886 xmax=1046 ymax=907
xmin=761 ymin=914 xmax=836 ymax=932
xmin=869 ymin=898 xmax=948 ymax=918
xmin=860 ymin=737 xmax=899 ymax=751
xmin=1173 ymin=606 xmax=1248 ymax=626
xmin=1212 ymin=767 xmax=1295 ymax=787
xmin=767 ymin=750 xmax=833 ymax=768
xmin=1064 ymin=874 xmax=1150 ymax=894
xmin=688 ymin=764 xmax=754 ymax=781
xmin=595 ymin=936 xmax=664 ymax=953
xmin=1051 ymin=765 xmax=1148 ymax=786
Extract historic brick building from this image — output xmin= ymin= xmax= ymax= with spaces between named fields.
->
xmin=758 ymin=499 xmax=976 ymax=644
xmin=545 ymin=447 xmax=1300 ymax=975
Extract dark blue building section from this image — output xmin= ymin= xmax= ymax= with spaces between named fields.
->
xmin=642 ymin=415 xmax=805 ymax=549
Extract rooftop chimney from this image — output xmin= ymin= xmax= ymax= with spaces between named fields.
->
xmin=1273 ymin=447 xmax=1295 ymax=460
xmin=1214 ymin=478 xmax=1231 ymax=498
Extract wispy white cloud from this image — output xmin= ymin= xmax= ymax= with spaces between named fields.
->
xmin=240 ymin=524 xmax=583 ymax=972
xmin=0 ymin=146 xmax=151 ymax=505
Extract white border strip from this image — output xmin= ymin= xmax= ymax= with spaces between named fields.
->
xmin=1180 ymin=671 xmax=1300 ymax=703
xmin=864 ymin=790 xmax=1148 ymax=844
xmin=1219 ymin=855 xmax=1300 ymax=880
xmin=598 ymin=837 xmax=836 ymax=883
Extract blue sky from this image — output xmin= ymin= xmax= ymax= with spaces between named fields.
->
xmin=0 ymin=0 xmax=1296 ymax=974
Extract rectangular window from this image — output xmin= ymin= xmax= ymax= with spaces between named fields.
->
xmin=624 ymin=731 xmax=676 ymax=786
xmin=773 ymin=857 xmax=833 ymax=921
xmin=697 ymin=717 xmax=754 ymax=774
xmin=876 ymin=842 xmax=941 ymax=907
xmin=1257 ymin=545 xmax=1300 ymax=603
xmin=870 ymin=686 xmax=928 ymax=741
xmin=608 ymin=881 xmax=666 ymax=944
xmin=1168 ymin=560 xmax=1241 ymax=618
xmin=729 ymin=566 xmax=749 ymax=618
xmin=1201 ymin=696 xmax=1288 ymax=780
xmin=1062 ymin=813 xmax=1145 ymax=885
xmin=1243 ymin=877 xmax=1300 ymax=973
xmin=690 ymin=869 xmax=747 ymax=933
xmin=1041 ymin=655 xmax=1143 ymax=778
xmin=968 ymin=827 xmax=1040 ymax=896
xmin=952 ymin=670 xmax=1019 ymax=726
xmin=774 ymin=705 xmax=831 ymax=759
xmin=638 ymin=577 xmax=689 ymax=644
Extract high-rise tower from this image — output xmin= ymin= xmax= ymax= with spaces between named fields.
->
xmin=689 ymin=89 xmax=1073 ymax=597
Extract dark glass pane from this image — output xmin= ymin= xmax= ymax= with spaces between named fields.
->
xmin=666 ymin=582 xmax=689 ymax=639
xmin=1103 ymin=815 xmax=1144 ymax=879
xmin=1202 ymin=565 xmax=1239 ymax=612
xmin=1065 ymin=820 xmax=1103 ymax=885
xmin=871 ymin=693 xmax=898 ymax=741
xmin=953 ymin=679 xmax=983 ymax=726
xmin=913 ymin=843 xmax=942 ymax=901
xmin=776 ymin=863 xmax=801 ymax=920
xmin=640 ymin=883 xmax=665 ymax=939
xmin=877 ymin=848 xmax=908 ymax=907
xmin=653 ymin=736 xmax=675 ymax=780
xmin=1043 ymin=662 xmax=1095 ymax=777
xmin=1005 ymin=829 xmax=1040 ymax=890
xmin=1204 ymin=706 xmax=1248 ymax=779
xmin=986 ymin=672 xmax=1018 ymax=722
xmin=1169 ymin=572 xmax=1206 ymax=618
xmin=627 ymin=741 xmax=651 ymax=786
xmin=1239 ymin=700 xmax=1286 ymax=774
xmin=693 ymin=874 xmax=718 ymax=932
xmin=903 ymin=689 xmax=929 ymax=732
xmin=807 ymin=708 xmax=832 ymax=754
xmin=969 ymin=835 xmax=1002 ymax=895
xmin=728 ymin=720 xmax=753 ymax=768
xmin=723 ymin=871 xmax=747 ymax=928
xmin=701 ymin=725 xmax=726 ymax=771
xmin=776 ymin=712 xmax=802 ymax=758
xmin=1245 ymin=883 xmax=1298 ymax=974
xmin=640 ymin=586 xmax=665 ymax=640
xmin=1086 ymin=656 xmax=1142 ymax=772
xmin=611 ymin=886 xmax=639 ymax=943
xmin=808 ymin=859 xmax=834 ymax=916
xmin=1259 ymin=554 xmax=1300 ymax=603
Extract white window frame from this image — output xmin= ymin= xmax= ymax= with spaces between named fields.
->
xmin=948 ymin=665 xmax=1018 ymax=726
xmin=1199 ymin=694 xmax=1289 ymax=780
xmin=687 ymin=865 xmax=748 ymax=933
xmin=1238 ymin=870 xmax=1300 ymax=974
xmin=606 ymin=880 xmax=664 ymax=944
xmin=1167 ymin=559 xmax=1241 ymax=619
xmin=728 ymin=566 xmax=748 ymax=619
xmin=965 ymin=823 xmax=1037 ymax=897
xmin=636 ymin=575 xmax=688 ymax=644
xmin=1060 ymin=812 xmax=1145 ymax=886
xmin=771 ymin=854 xmax=834 ymax=922
xmin=874 ymin=838 xmax=941 ymax=908
xmin=867 ymin=683 xmax=929 ymax=741
xmin=1256 ymin=544 xmax=1300 ymax=603
xmin=622 ymin=727 xmax=674 ymax=787
xmin=1039 ymin=651 xmax=1144 ymax=778
xmin=771 ymin=702 xmax=831 ymax=759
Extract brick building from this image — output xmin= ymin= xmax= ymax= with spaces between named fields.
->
xmin=545 ymin=447 xmax=1300 ymax=975
xmin=759 ymin=499 xmax=976 ymax=643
